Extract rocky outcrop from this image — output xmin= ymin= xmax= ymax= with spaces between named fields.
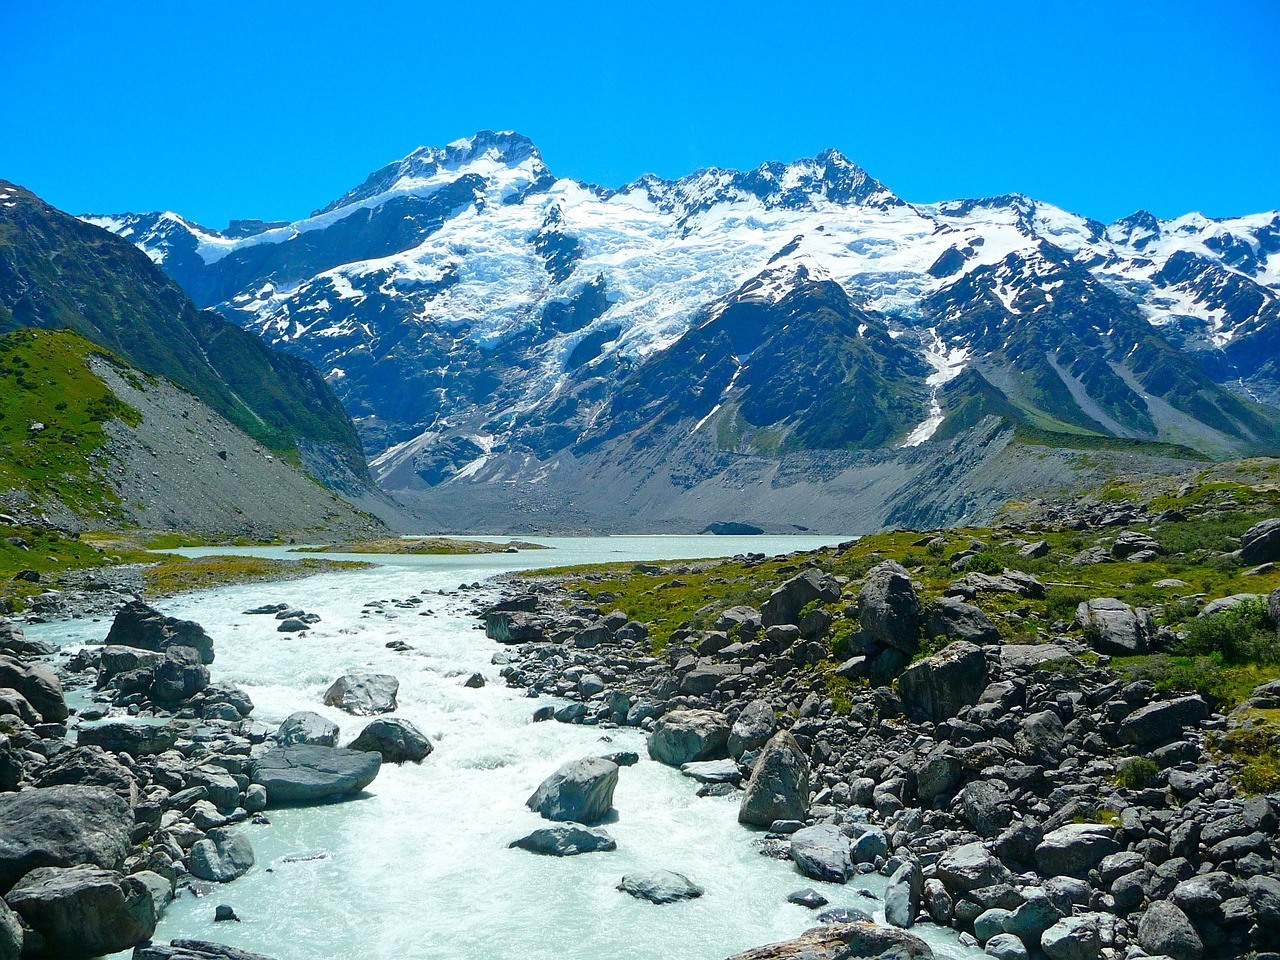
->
xmin=322 ymin=674 xmax=399 ymax=715
xmin=526 ymin=757 xmax=619 ymax=824
xmin=738 ymin=731 xmax=809 ymax=827
xmin=249 ymin=745 xmax=381 ymax=805
xmin=348 ymin=717 xmax=433 ymax=763
xmin=104 ymin=601 xmax=215 ymax=664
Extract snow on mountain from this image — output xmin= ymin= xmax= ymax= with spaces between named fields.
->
xmin=85 ymin=131 xmax=1280 ymax=476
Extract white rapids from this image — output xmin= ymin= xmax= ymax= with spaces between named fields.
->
xmin=29 ymin=536 xmax=981 ymax=960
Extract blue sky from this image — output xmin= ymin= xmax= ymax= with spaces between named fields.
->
xmin=3 ymin=0 xmax=1277 ymax=227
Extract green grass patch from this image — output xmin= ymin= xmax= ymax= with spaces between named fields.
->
xmin=141 ymin=555 xmax=370 ymax=596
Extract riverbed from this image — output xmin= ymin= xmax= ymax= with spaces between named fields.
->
xmin=30 ymin=536 xmax=980 ymax=960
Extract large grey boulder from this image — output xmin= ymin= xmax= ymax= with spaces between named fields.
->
xmin=1240 ymin=518 xmax=1280 ymax=565
xmin=187 ymin=827 xmax=255 ymax=883
xmin=0 ymin=899 xmax=21 ymax=960
xmin=761 ymin=569 xmax=840 ymax=627
xmin=617 ymin=870 xmax=704 ymax=904
xmin=151 ymin=646 xmax=210 ymax=703
xmin=858 ymin=561 xmax=922 ymax=654
xmin=898 ymin=641 xmax=988 ymax=723
xmin=277 ymin=711 xmax=339 ymax=747
xmin=249 ymin=745 xmax=381 ymax=806
xmin=789 ymin=824 xmax=851 ymax=884
xmin=926 ymin=596 xmax=1000 ymax=645
xmin=1035 ymin=824 xmax=1122 ymax=878
xmin=1136 ymin=900 xmax=1204 ymax=960
xmin=323 ymin=674 xmax=399 ymax=715
xmin=526 ymin=757 xmax=618 ymax=824
xmin=0 ymin=656 xmax=66 ymax=723
xmin=509 ymin=825 xmax=616 ymax=856
xmin=1075 ymin=598 xmax=1152 ymax=656
xmin=135 ymin=942 xmax=279 ymax=960
xmin=885 ymin=859 xmax=923 ymax=929
xmin=1118 ymin=696 xmax=1211 ymax=748
xmin=34 ymin=746 xmax=138 ymax=805
xmin=0 ymin=785 xmax=131 ymax=894
xmin=105 ymin=600 xmax=215 ymax=664
xmin=7 ymin=864 xmax=156 ymax=958
xmin=78 ymin=720 xmax=178 ymax=757
xmin=725 ymin=923 xmax=934 ymax=960
xmin=728 ymin=699 xmax=776 ymax=759
xmin=1040 ymin=915 xmax=1101 ymax=960
xmin=935 ymin=842 xmax=1011 ymax=893
xmin=0 ymin=621 xmax=54 ymax=659
xmin=738 ymin=731 xmax=809 ymax=826
xmin=647 ymin=709 xmax=729 ymax=766
xmin=349 ymin=717 xmax=433 ymax=763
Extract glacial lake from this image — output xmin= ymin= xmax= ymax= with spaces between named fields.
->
xmin=31 ymin=536 xmax=982 ymax=960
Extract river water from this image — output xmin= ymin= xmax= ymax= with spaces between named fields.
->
xmin=30 ymin=536 xmax=979 ymax=960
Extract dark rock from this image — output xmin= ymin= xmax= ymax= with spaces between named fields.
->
xmin=761 ymin=569 xmax=840 ymax=627
xmin=647 ymin=709 xmax=729 ymax=766
xmin=249 ymin=745 xmax=381 ymax=805
xmin=1075 ymin=598 xmax=1151 ymax=656
xmin=0 ymin=656 xmax=66 ymax=723
xmin=935 ymin=842 xmax=1011 ymax=893
xmin=134 ymin=940 xmax=278 ymax=960
xmin=787 ymin=888 xmax=828 ymax=909
xmin=526 ymin=757 xmax=619 ymax=824
xmin=738 ymin=731 xmax=809 ymax=827
xmin=789 ymin=824 xmax=851 ymax=884
xmin=898 ymin=641 xmax=988 ymax=723
xmin=926 ymin=597 xmax=1000 ymax=645
xmin=729 ymin=699 xmax=776 ymax=759
xmin=1240 ymin=518 xmax=1280 ymax=565
xmin=509 ymin=825 xmax=616 ymax=856
xmin=617 ymin=870 xmax=704 ymax=904
xmin=1118 ymin=696 xmax=1211 ymax=748
xmin=78 ymin=720 xmax=178 ymax=757
xmin=1036 ymin=824 xmax=1122 ymax=879
xmin=7 ymin=864 xmax=155 ymax=958
xmin=348 ymin=717 xmax=433 ymax=763
xmin=34 ymin=747 xmax=137 ymax=805
xmin=858 ymin=561 xmax=922 ymax=654
xmin=105 ymin=600 xmax=215 ymax=664
xmin=0 ymin=786 xmax=130 ymax=893
xmin=1136 ymin=900 xmax=1204 ymax=960
xmin=322 ymin=674 xmax=399 ymax=715
xmin=151 ymin=646 xmax=210 ymax=703
xmin=724 ymin=923 xmax=934 ymax=960
xmin=885 ymin=859 xmax=923 ymax=929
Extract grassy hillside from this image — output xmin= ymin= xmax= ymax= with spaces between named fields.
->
xmin=0 ymin=180 xmax=368 ymax=479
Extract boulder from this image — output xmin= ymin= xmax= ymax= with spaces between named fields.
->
xmin=1040 ymin=916 xmax=1101 ymax=960
xmin=34 ymin=747 xmax=137 ymax=805
xmin=249 ymin=745 xmax=381 ymax=806
xmin=724 ymin=923 xmax=934 ymax=960
xmin=789 ymin=824 xmax=851 ymax=884
xmin=1111 ymin=531 xmax=1162 ymax=559
xmin=926 ymin=596 xmax=1000 ymax=645
xmin=985 ymin=933 xmax=1030 ymax=960
xmin=1035 ymin=824 xmax=1121 ymax=878
xmin=858 ymin=561 xmax=922 ymax=654
xmin=898 ymin=641 xmax=988 ymax=723
xmin=104 ymin=600 xmax=215 ymax=664
xmin=935 ymin=842 xmax=1011 ymax=893
xmin=135 ymin=941 xmax=279 ymax=960
xmin=526 ymin=757 xmax=619 ymax=824
xmin=729 ymin=699 xmax=776 ymax=759
xmin=647 ymin=709 xmax=729 ymax=766
xmin=482 ymin=611 xmax=545 ymax=643
xmin=1240 ymin=517 xmax=1280 ymax=565
xmin=0 ymin=899 xmax=20 ymax=960
xmin=277 ymin=711 xmax=339 ymax=747
xmin=1270 ymin=587 xmax=1280 ymax=628
xmin=509 ymin=825 xmax=616 ymax=856
xmin=616 ymin=870 xmax=703 ymax=904
xmin=96 ymin=646 xmax=164 ymax=689
xmin=0 ymin=621 xmax=54 ymax=659
xmin=78 ymin=720 xmax=178 ymax=757
xmin=7 ymin=865 xmax=155 ymax=958
xmin=1136 ymin=900 xmax=1203 ymax=960
xmin=188 ymin=827 xmax=255 ymax=883
xmin=1118 ymin=696 xmax=1211 ymax=748
xmin=885 ymin=859 xmax=923 ymax=929
xmin=0 ymin=656 xmax=66 ymax=723
xmin=151 ymin=646 xmax=210 ymax=703
xmin=1075 ymin=598 xmax=1152 ymax=656
xmin=0 ymin=785 xmax=131 ymax=894
xmin=322 ymin=674 xmax=399 ymax=715
xmin=761 ymin=569 xmax=840 ymax=627
xmin=348 ymin=717 xmax=433 ymax=763
xmin=738 ymin=731 xmax=809 ymax=826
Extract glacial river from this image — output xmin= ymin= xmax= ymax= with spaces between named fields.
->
xmin=32 ymin=536 xmax=979 ymax=960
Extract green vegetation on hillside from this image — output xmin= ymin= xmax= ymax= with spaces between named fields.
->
xmin=0 ymin=328 xmax=140 ymax=515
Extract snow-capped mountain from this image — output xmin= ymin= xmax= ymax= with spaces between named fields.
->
xmin=86 ymin=131 xmax=1280 ymax=531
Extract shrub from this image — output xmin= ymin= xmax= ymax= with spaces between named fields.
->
xmin=1176 ymin=597 xmax=1278 ymax=666
xmin=964 ymin=552 xmax=1004 ymax=575
xmin=1115 ymin=757 xmax=1160 ymax=790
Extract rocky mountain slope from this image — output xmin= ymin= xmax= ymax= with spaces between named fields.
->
xmin=90 ymin=132 xmax=1280 ymax=531
xmin=0 ymin=327 xmax=382 ymax=540
xmin=0 ymin=181 xmax=370 ymax=493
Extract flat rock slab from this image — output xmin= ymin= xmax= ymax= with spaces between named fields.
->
xmin=680 ymin=759 xmax=741 ymax=784
xmin=617 ymin=870 xmax=704 ymax=904
xmin=250 ymin=745 xmax=381 ymax=806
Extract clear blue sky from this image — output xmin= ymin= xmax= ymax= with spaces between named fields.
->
xmin=3 ymin=0 xmax=1277 ymax=227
